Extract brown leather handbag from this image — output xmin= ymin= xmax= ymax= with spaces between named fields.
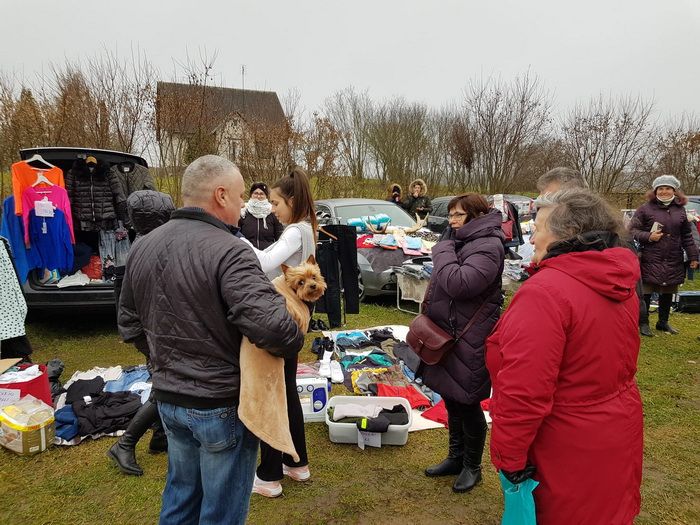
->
xmin=406 ymin=302 xmax=486 ymax=365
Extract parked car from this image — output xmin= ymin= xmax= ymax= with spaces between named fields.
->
xmin=315 ymin=198 xmax=421 ymax=300
xmin=425 ymin=196 xmax=452 ymax=234
xmin=9 ymin=147 xmax=149 ymax=312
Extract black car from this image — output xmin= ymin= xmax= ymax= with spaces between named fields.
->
xmin=426 ymin=196 xmax=452 ymax=234
xmin=9 ymin=147 xmax=149 ymax=312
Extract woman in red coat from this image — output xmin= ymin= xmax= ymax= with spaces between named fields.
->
xmin=486 ymin=189 xmax=643 ymax=524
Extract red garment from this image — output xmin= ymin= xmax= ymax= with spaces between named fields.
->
xmin=486 ymin=248 xmax=643 ymax=525
xmin=480 ymin=398 xmax=490 ymax=412
xmin=356 ymin=234 xmax=374 ymax=249
xmin=420 ymin=399 xmax=447 ymax=426
xmin=374 ymin=383 xmax=431 ymax=409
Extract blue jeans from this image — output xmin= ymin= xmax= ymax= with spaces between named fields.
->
xmin=157 ymin=402 xmax=259 ymax=525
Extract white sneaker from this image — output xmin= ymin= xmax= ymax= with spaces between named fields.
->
xmin=329 ymin=361 xmax=344 ymax=384
xmin=252 ymin=474 xmax=283 ymax=497
xmin=283 ymin=464 xmax=311 ymax=482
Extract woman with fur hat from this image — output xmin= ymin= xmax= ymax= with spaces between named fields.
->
xmin=630 ymin=175 xmax=699 ymax=334
xmin=386 ymin=183 xmax=403 ymax=205
xmin=403 ymin=178 xmax=432 ymax=219
xmin=239 ymin=182 xmax=284 ymax=249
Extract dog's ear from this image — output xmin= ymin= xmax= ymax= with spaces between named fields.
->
xmin=280 ymin=264 xmax=290 ymax=275
xmin=306 ymin=254 xmax=316 ymax=266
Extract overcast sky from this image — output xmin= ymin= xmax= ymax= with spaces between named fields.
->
xmin=3 ymin=0 xmax=699 ymax=120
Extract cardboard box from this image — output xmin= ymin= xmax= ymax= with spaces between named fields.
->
xmin=0 ymin=395 xmax=55 ymax=455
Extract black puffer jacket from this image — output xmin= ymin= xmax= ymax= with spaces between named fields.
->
xmin=118 ymin=207 xmax=304 ymax=408
xmin=66 ymin=159 xmax=128 ymax=232
xmin=127 ymin=190 xmax=175 ymax=238
xmin=238 ymin=210 xmax=284 ymax=249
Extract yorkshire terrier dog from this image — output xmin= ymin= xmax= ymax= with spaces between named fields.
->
xmin=238 ymin=256 xmax=326 ymax=462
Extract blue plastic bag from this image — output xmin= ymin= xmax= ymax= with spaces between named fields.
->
xmin=499 ymin=471 xmax=539 ymax=525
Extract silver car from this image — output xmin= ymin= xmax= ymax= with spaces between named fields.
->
xmin=315 ymin=198 xmax=421 ymax=300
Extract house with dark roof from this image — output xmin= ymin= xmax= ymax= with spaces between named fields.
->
xmin=156 ymin=81 xmax=288 ymax=167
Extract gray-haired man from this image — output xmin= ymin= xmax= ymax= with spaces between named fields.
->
xmin=119 ymin=155 xmax=304 ymax=524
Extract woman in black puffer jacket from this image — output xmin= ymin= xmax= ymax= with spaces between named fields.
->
xmin=66 ymin=156 xmax=128 ymax=232
xmin=238 ymin=182 xmax=284 ymax=249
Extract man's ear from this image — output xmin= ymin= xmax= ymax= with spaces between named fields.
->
xmin=214 ymin=186 xmax=227 ymax=207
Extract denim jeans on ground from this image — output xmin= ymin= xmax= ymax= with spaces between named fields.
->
xmin=157 ymin=402 xmax=259 ymax=525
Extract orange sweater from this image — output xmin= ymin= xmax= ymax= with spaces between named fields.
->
xmin=11 ymin=161 xmax=65 ymax=215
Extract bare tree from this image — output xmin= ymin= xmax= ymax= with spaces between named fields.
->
xmin=365 ymin=97 xmax=430 ymax=187
xmin=324 ymin=87 xmax=372 ymax=179
xmin=463 ymin=72 xmax=552 ymax=193
xmin=654 ymin=114 xmax=700 ymax=193
xmin=560 ymin=95 xmax=656 ymax=193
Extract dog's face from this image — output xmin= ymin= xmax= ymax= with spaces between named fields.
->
xmin=281 ymin=255 xmax=327 ymax=303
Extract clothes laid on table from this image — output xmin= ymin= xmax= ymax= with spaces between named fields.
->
xmin=11 ymin=160 xmax=66 ymax=215
xmin=393 ymin=341 xmax=420 ymax=373
xmin=72 ymin=391 xmax=142 ymax=436
xmin=0 ymin=239 xmax=28 ymax=341
xmin=65 ymin=377 xmax=106 ymax=404
xmin=66 ymin=158 xmax=127 ymax=232
xmin=340 ymin=351 xmax=395 ymax=370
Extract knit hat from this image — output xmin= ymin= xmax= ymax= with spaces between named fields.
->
xmin=652 ymin=175 xmax=680 ymax=191
xmin=250 ymin=182 xmax=270 ymax=198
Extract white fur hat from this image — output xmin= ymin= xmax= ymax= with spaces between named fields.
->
xmin=652 ymin=175 xmax=681 ymax=191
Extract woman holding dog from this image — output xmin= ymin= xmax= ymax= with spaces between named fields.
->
xmin=245 ymin=166 xmax=317 ymax=498
xmin=420 ymin=193 xmax=505 ymax=493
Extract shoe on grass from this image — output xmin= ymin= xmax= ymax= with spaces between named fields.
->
xmin=283 ymin=464 xmax=311 ymax=482
xmin=252 ymin=474 xmax=283 ymax=497
xmin=656 ymin=322 xmax=679 ymax=335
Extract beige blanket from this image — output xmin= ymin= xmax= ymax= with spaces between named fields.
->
xmin=238 ymin=275 xmax=309 ymax=462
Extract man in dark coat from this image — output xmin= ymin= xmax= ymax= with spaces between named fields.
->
xmin=419 ymin=194 xmax=505 ymax=494
xmin=630 ymin=175 xmax=699 ymax=334
xmin=118 ymin=155 xmax=304 ymax=524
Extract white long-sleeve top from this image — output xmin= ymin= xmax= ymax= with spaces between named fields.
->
xmin=245 ymin=221 xmax=315 ymax=280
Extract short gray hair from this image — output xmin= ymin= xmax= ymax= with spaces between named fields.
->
xmin=535 ymin=189 xmax=624 ymax=241
xmin=182 ymin=155 xmax=239 ymax=201
xmin=536 ymin=167 xmax=587 ymax=192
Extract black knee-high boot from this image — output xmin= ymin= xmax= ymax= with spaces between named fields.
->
xmin=453 ymin=404 xmax=487 ymax=493
xmin=107 ymin=399 xmax=159 ymax=475
xmin=425 ymin=407 xmax=464 ymax=477
xmin=656 ymin=293 xmax=678 ymax=334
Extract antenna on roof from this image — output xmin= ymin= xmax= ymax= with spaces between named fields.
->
xmin=241 ymin=64 xmax=246 ymax=111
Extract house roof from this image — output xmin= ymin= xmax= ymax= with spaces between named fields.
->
xmin=156 ymin=81 xmax=286 ymax=134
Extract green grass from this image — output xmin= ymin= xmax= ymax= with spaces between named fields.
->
xmin=0 ymin=297 xmax=698 ymax=524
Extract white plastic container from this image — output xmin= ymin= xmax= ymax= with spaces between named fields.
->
xmin=325 ymin=396 xmax=412 ymax=446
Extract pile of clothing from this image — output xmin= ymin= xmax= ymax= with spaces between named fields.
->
xmin=54 ymin=365 xmax=150 ymax=445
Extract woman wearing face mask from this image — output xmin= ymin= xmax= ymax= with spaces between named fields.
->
xmin=630 ymin=175 xmax=699 ymax=334
xmin=238 ymin=182 xmax=284 ymax=249
xmin=419 ymin=193 xmax=505 ymax=493
xmin=244 ymin=166 xmax=317 ymax=498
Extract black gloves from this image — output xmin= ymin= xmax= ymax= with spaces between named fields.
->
xmin=502 ymin=464 xmax=536 ymax=484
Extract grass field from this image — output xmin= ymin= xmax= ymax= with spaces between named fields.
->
xmin=1 ymin=293 xmax=699 ymax=525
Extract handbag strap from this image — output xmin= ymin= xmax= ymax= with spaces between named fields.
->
xmin=453 ymin=301 xmax=488 ymax=342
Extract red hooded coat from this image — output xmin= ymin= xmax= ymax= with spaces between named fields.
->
xmin=486 ymin=247 xmax=643 ymax=525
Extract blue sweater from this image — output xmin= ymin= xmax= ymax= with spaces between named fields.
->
xmin=1 ymin=196 xmax=40 ymax=283
xmin=27 ymin=208 xmax=74 ymax=273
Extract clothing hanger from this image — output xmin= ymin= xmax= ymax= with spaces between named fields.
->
xmin=25 ymin=154 xmax=55 ymax=168
xmin=318 ymin=225 xmax=338 ymax=240
xmin=31 ymin=172 xmax=54 ymax=187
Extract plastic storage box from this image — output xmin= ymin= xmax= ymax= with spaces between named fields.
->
xmin=325 ymin=395 xmax=412 ymax=446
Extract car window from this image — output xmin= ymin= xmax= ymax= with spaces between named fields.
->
xmin=433 ymin=200 xmax=449 ymax=217
xmin=334 ymin=203 xmax=415 ymax=227
xmin=315 ymin=204 xmax=332 ymax=225
xmin=685 ymin=200 xmax=700 ymax=215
